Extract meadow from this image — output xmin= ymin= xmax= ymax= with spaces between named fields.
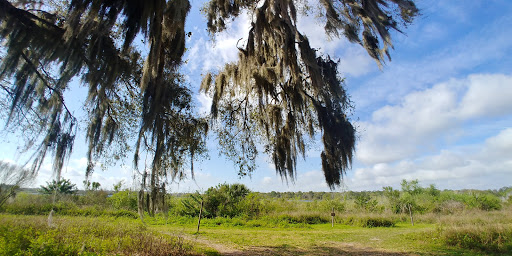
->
xmin=1 ymin=182 xmax=511 ymax=255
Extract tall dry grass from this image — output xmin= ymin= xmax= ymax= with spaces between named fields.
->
xmin=0 ymin=214 xmax=198 ymax=256
xmin=427 ymin=205 xmax=512 ymax=253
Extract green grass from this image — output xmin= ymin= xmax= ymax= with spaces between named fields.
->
xmin=2 ymin=208 xmax=511 ymax=255
xmin=153 ymin=215 xmax=511 ymax=256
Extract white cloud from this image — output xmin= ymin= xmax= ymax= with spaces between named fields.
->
xmin=351 ymin=14 xmax=512 ymax=111
xmin=357 ymin=73 xmax=512 ymax=165
xmin=348 ymin=128 xmax=512 ymax=191
xmin=185 ymin=11 xmax=251 ymax=73
xmin=337 ymin=45 xmax=375 ymax=77
xmin=254 ymin=170 xmax=331 ymax=192
xmin=196 ymin=92 xmax=212 ymax=115
xmin=459 ymin=74 xmax=512 ymax=118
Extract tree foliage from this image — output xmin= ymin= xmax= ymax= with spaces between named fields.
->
xmin=0 ymin=0 xmax=208 ymax=217
xmin=0 ymin=0 xmax=418 ymax=193
xmin=384 ymin=179 xmax=429 ymax=225
xmin=202 ymin=0 xmax=418 ymax=188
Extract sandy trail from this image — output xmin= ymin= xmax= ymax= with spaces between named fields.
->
xmin=164 ymin=231 xmax=417 ymax=256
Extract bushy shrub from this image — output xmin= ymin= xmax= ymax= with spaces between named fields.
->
xmin=203 ymin=183 xmax=250 ymax=218
xmin=237 ymin=192 xmax=265 ymax=217
xmin=76 ymin=190 xmax=110 ymax=207
xmin=317 ymin=199 xmax=345 ymax=213
xmin=354 ymin=192 xmax=379 ymax=212
xmin=3 ymin=198 xmax=75 ymax=215
xmin=276 ymin=213 xmax=330 ymax=225
xmin=473 ymin=193 xmax=502 ymax=211
xmin=434 ymin=200 xmax=465 ymax=214
xmin=339 ymin=215 xmax=397 ymax=228
xmin=438 ymin=191 xmax=503 ymax=211
xmin=108 ymin=190 xmax=138 ymax=211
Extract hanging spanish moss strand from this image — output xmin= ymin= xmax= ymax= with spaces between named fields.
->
xmin=203 ymin=0 xmax=418 ymax=189
xmin=1 ymin=0 xmax=208 ymax=217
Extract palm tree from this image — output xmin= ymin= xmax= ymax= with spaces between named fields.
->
xmin=40 ymin=178 xmax=77 ymax=195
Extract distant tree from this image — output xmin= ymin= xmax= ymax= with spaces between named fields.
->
xmin=383 ymin=186 xmax=401 ymax=214
xmin=354 ymin=192 xmax=378 ymax=212
xmin=0 ymin=161 xmax=35 ymax=207
xmin=269 ymin=191 xmax=280 ymax=198
xmin=113 ymin=180 xmax=124 ymax=192
xmin=83 ymin=180 xmax=91 ymax=191
xmin=91 ymin=181 xmax=101 ymax=191
xmin=426 ymin=184 xmax=440 ymax=198
xmin=383 ymin=180 xmax=428 ymax=225
xmin=40 ymin=178 xmax=77 ymax=195
xmin=180 ymin=192 xmax=204 ymax=216
xmin=399 ymin=179 xmax=422 ymax=226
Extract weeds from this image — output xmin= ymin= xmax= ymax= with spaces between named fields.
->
xmin=441 ymin=224 xmax=512 ymax=252
xmin=424 ymin=206 xmax=512 ymax=253
xmin=0 ymin=215 xmax=197 ymax=256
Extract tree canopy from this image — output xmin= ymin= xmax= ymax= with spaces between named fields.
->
xmin=0 ymin=0 xmax=418 ymax=192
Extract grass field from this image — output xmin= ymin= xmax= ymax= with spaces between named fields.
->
xmin=1 ymin=184 xmax=511 ymax=255
xmin=158 ymin=221 xmax=497 ymax=255
xmin=1 ymin=212 xmax=511 ymax=255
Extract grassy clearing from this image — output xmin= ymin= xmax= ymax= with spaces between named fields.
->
xmin=2 ymin=185 xmax=511 ymax=255
xmin=158 ymin=222 xmax=456 ymax=255
xmin=152 ymin=209 xmax=512 ymax=255
xmin=1 ymin=212 xmax=510 ymax=255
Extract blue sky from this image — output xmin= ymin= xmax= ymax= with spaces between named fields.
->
xmin=1 ymin=0 xmax=512 ymax=192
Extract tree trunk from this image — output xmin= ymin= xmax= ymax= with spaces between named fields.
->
xmin=138 ymin=171 xmax=147 ymax=221
xmin=161 ymin=184 xmax=169 ymax=224
xmin=197 ymin=199 xmax=204 ymax=233
xmin=149 ymin=187 xmax=157 ymax=216
xmin=149 ymin=167 xmax=158 ymax=217
xmin=138 ymin=189 xmax=145 ymax=221
xmin=146 ymin=192 xmax=150 ymax=213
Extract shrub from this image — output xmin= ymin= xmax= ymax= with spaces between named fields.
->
xmin=203 ymin=183 xmax=250 ymax=218
xmin=237 ymin=192 xmax=266 ymax=217
xmin=473 ymin=193 xmax=502 ymax=211
xmin=108 ymin=190 xmax=138 ymax=211
xmin=358 ymin=216 xmax=396 ymax=228
xmin=338 ymin=214 xmax=397 ymax=228
xmin=276 ymin=213 xmax=330 ymax=225
xmin=76 ymin=190 xmax=110 ymax=207
xmin=354 ymin=192 xmax=379 ymax=212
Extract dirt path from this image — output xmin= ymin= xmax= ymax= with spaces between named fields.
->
xmin=164 ymin=231 xmax=417 ymax=256
xmin=180 ymin=232 xmax=242 ymax=255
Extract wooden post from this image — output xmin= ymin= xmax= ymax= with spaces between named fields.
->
xmin=408 ymin=204 xmax=414 ymax=226
xmin=197 ymin=199 xmax=204 ymax=233
xmin=331 ymin=207 xmax=335 ymax=227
